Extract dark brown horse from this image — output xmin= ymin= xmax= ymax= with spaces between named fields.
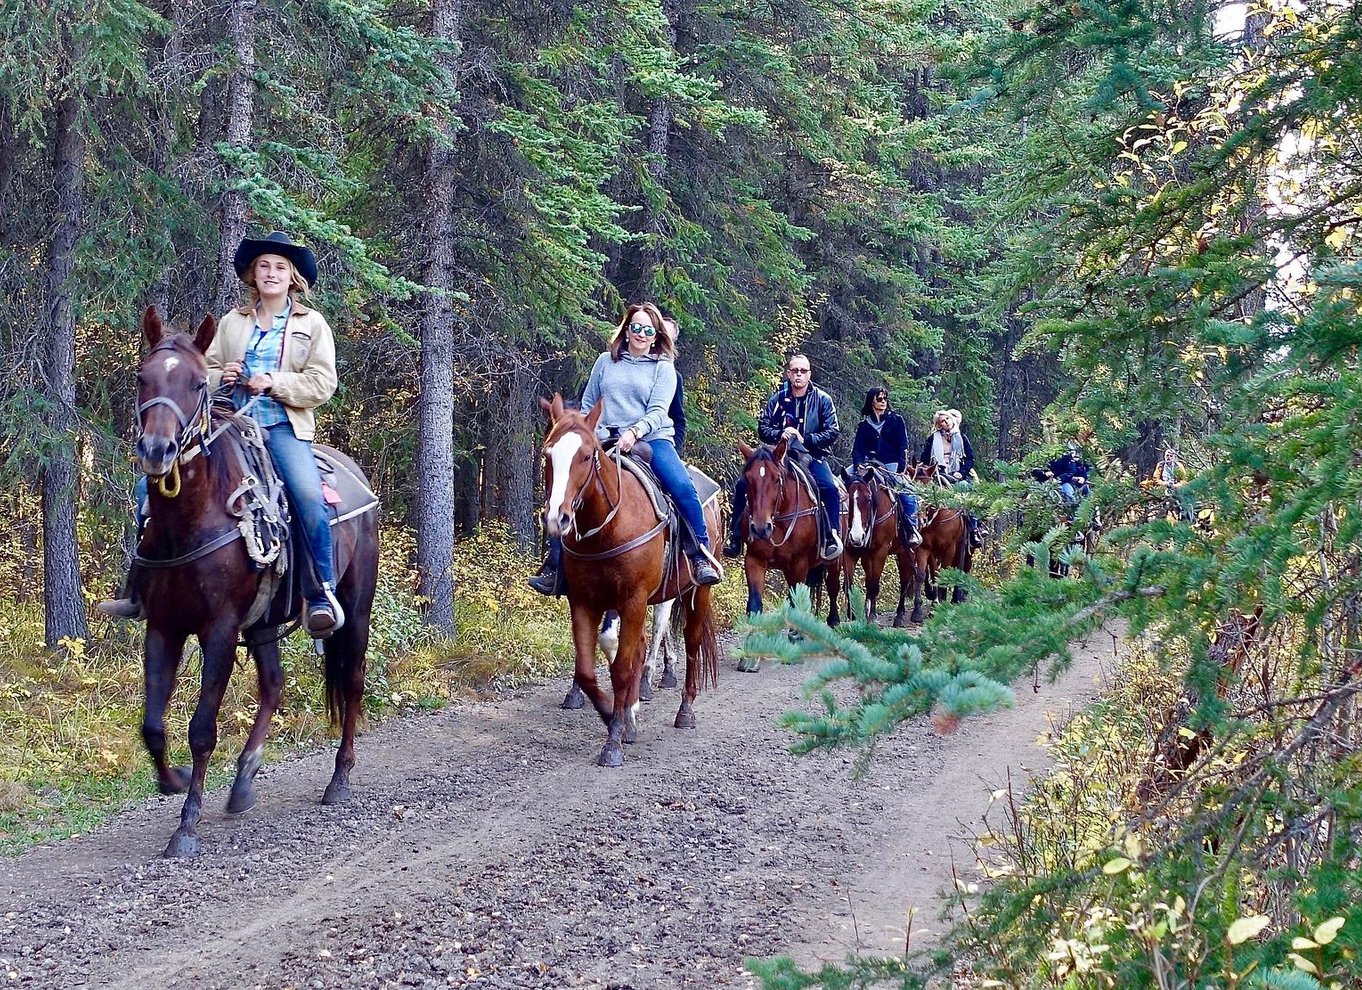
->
xmin=539 ymin=395 xmax=720 ymax=767
xmin=843 ymin=466 xmax=912 ymax=626
xmin=133 ymin=307 xmax=378 ymax=858
xmin=903 ymin=464 xmax=972 ymax=624
xmin=735 ymin=440 xmax=843 ymax=632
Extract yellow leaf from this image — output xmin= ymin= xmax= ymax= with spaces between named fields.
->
xmin=1103 ymin=857 xmax=1132 ymax=874
xmin=1228 ymin=915 xmax=1271 ymax=945
xmin=1292 ymin=936 xmax=1319 ymax=950
xmin=1314 ymin=916 xmax=1345 ymax=944
xmin=1289 ymin=953 xmax=1320 ymax=975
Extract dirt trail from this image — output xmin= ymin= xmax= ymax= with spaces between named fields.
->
xmin=0 ymin=625 xmax=1122 ymax=989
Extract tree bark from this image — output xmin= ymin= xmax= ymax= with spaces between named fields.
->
xmin=637 ymin=0 xmax=679 ymax=291
xmin=42 ymin=88 xmax=90 ymax=648
xmin=415 ymin=0 xmax=462 ymax=633
xmin=214 ymin=0 xmax=256 ymax=317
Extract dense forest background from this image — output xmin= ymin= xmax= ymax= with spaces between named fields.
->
xmin=4 ymin=0 xmax=1362 ymax=984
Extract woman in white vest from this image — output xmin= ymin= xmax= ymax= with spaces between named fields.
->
xmin=919 ymin=409 xmax=983 ymax=548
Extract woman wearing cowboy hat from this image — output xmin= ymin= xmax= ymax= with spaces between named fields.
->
xmin=102 ymin=231 xmax=346 ymax=636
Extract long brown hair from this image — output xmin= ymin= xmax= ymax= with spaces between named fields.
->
xmin=607 ymin=302 xmax=675 ymax=362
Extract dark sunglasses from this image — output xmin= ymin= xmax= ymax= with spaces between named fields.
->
xmin=873 ymin=394 xmax=888 ymax=401
xmin=627 ymin=322 xmax=657 ymax=338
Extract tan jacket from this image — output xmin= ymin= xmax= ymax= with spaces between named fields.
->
xmin=205 ymin=299 xmax=338 ymax=442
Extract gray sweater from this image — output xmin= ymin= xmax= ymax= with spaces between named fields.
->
xmin=580 ymin=351 xmax=677 ymax=443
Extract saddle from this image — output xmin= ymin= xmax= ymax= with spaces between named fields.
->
xmin=782 ymin=449 xmax=845 ymax=544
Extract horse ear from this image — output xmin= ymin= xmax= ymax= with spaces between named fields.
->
xmin=585 ymin=402 xmax=604 ymax=431
xmin=737 ymin=440 xmax=755 ymax=460
xmin=539 ymin=395 xmax=556 ymax=419
xmin=142 ymin=305 xmax=164 ymax=349
xmin=773 ymin=437 xmax=789 ymax=461
xmin=192 ymin=314 xmax=217 ymax=355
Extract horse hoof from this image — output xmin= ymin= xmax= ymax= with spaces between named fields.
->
xmin=893 ymin=614 xmax=906 ymax=628
xmin=597 ymin=743 xmax=624 ymax=768
xmin=736 ymin=656 xmax=760 ymax=674
xmin=639 ymin=682 xmax=653 ymax=703
xmin=157 ymin=766 xmax=191 ymax=796
xmin=163 ymin=830 xmax=201 ymax=859
xmin=910 ymin=611 xmax=925 ymax=625
xmin=225 ymin=784 xmax=256 ymax=816
xmin=560 ymin=686 xmax=586 ymax=710
xmin=660 ymin=671 xmax=678 ymax=689
xmin=674 ymin=710 xmax=696 ymax=730
xmin=623 ymin=724 xmax=639 ymax=744
xmin=322 ymin=779 xmax=351 ymax=805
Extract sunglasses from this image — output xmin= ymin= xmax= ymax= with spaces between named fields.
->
xmin=873 ymin=395 xmax=887 ymax=402
xmin=626 ymin=322 xmax=657 ymax=338
xmin=789 ymin=368 xmax=811 ymax=375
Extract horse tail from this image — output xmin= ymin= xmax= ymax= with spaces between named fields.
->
xmin=675 ymin=586 xmax=720 ymax=691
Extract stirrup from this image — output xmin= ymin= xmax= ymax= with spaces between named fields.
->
xmin=527 ymin=570 xmax=562 ymax=596
xmin=689 ymin=555 xmax=722 ymax=586
xmin=307 ymin=584 xmax=346 ymax=638
xmin=821 ymin=532 xmax=843 ymax=561
xmin=722 ymin=536 xmax=743 ymax=558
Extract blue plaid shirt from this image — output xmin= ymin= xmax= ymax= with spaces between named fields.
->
xmin=239 ymin=301 xmax=291 ymax=428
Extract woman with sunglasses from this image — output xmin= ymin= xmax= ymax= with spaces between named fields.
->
xmin=850 ymin=387 xmax=921 ymax=546
xmin=529 ymin=302 xmax=720 ymax=594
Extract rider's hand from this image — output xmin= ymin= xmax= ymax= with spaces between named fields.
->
xmin=782 ymin=426 xmax=802 ymax=444
xmin=245 ymin=373 xmax=274 ymax=395
xmin=950 ymin=472 xmax=963 ymax=482
xmin=619 ymin=427 xmax=637 ymax=454
xmin=221 ymin=361 xmax=245 ymax=388
xmin=1073 ymin=475 xmax=1086 ymax=484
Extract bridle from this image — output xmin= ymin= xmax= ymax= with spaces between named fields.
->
xmin=847 ymin=472 xmax=893 ymax=548
xmin=747 ymin=451 xmax=816 ymax=547
xmin=546 ymin=425 xmax=669 ymax=561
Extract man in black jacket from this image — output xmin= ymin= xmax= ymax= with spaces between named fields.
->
xmin=724 ymin=353 xmax=843 ymax=561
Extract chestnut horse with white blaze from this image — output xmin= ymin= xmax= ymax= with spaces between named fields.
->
xmin=843 ymin=466 xmax=913 ymax=626
xmin=539 ymin=395 xmax=720 ymax=767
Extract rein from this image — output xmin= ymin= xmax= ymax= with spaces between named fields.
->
xmin=551 ymin=431 xmax=664 ymax=560
xmin=751 ymin=456 xmax=817 ymax=548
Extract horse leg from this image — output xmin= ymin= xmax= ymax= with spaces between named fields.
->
xmin=825 ymin=558 xmax=842 ymax=627
xmin=738 ymin=557 xmax=767 ymax=672
xmin=656 ymin=600 xmax=678 ymax=689
xmin=569 ymin=610 xmax=617 ymax=709
xmin=601 ymin=600 xmax=647 ymax=766
xmin=893 ymin=552 xmax=911 ymax=627
xmin=865 ymin=552 xmax=886 ymax=622
xmin=142 ymin=627 xmax=190 ymax=795
xmin=164 ymin=625 xmax=238 ymax=858
xmin=226 ymin=637 xmax=283 ymax=815
xmin=909 ymin=553 xmax=927 ymax=625
xmin=569 ymin=602 xmax=610 ymax=723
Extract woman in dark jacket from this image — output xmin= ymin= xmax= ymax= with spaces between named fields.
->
xmin=849 ymin=387 xmax=920 ymax=546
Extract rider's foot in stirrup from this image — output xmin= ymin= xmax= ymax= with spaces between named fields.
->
xmin=306 ymin=584 xmax=346 ymax=638
xmin=690 ymin=556 xmax=722 ymax=586
xmin=527 ymin=570 xmax=560 ymax=596
xmin=96 ymin=597 xmax=145 ymax=620
xmin=721 ymin=535 xmax=743 ymax=558
xmin=821 ymin=532 xmax=843 ymax=561
xmin=906 ymin=527 xmax=922 ymax=547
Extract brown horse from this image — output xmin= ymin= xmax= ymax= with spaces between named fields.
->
xmin=843 ymin=466 xmax=912 ymax=626
xmin=903 ymin=464 xmax=972 ymax=624
xmin=539 ymin=394 xmax=720 ymax=767
xmin=735 ymin=440 xmax=843 ymax=629
xmin=133 ymin=307 xmax=378 ymax=857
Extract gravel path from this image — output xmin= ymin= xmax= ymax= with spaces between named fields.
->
xmin=0 ymin=626 xmax=1121 ymax=989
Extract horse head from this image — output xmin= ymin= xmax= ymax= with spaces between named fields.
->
xmin=539 ymin=393 xmax=604 ymax=538
xmin=737 ymin=437 xmax=789 ymax=542
xmin=136 ymin=306 xmax=217 ymax=478
xmin=845 ymin=474 xmax=878 ymax=549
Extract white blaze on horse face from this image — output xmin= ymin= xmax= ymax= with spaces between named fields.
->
xmin=849 ymin=495 xmax=865 ymax=545
xmin=163 ymin=355 xmax=180 ymax=373
xmin=545 ymin=432 xmax=584 ymax=536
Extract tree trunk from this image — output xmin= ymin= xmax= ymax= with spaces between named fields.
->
xmin=637 ymin=0 xmax=679 ymax=291
xmin=42 ymin=89 xmax=90 ymax=648
xmin=214 ymin=0 xmax=256 ymax=317
xmin=415 ymin=0 xmax=462 ymax=633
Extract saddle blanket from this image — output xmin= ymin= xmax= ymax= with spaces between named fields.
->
xmin=312 ymin=445 xmax=379 ymax=526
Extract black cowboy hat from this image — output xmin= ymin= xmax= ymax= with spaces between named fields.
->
xmin=233 ymin=231 xmax=319 ymax=288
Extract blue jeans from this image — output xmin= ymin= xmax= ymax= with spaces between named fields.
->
xmin=1059 ymin=481 xmax=1090 ymax=507
xmin=897 ymin=491 xmax=919 ymax=529
xmin=648 ymin=439 xmax=711 ymax=551
xmin=806 ymin=457 xmax=840 ymax=533
xmin=266 ymin=424 xmax=335 ymax=600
